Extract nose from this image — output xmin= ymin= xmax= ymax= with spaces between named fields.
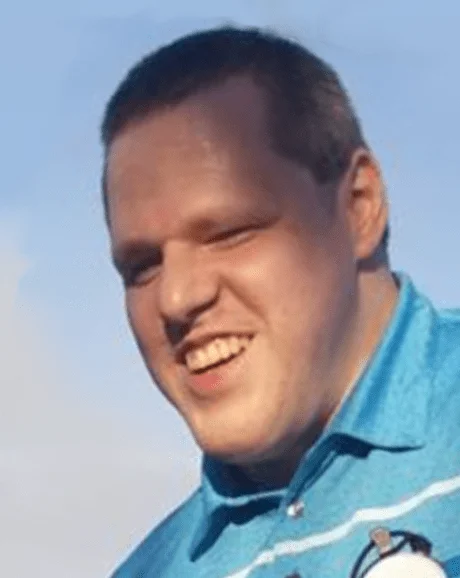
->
xmin=157 ymin=242 xmax=219 ymax=332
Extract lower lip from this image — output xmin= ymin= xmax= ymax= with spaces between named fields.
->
xmin=186 ymin=345 xmax=250 ymax=396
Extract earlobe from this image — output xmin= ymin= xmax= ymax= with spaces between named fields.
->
xmin=346 ymin=150 xmax=388 ymax=262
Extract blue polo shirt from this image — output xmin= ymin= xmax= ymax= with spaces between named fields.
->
xmin=112 ymin=274 xmax=460 ymax=578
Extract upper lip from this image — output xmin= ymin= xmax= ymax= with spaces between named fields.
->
xmin=176 ymin=331 xmax=254 ymax=364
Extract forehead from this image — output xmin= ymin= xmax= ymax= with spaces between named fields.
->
xmin=106 ymin=77 xmax=271 ymax=189
xmin=105 ymin=77 xmax=321 ymax=242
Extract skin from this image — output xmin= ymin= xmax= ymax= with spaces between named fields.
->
xmin=105 ymin=76 xmax=398 ymax=488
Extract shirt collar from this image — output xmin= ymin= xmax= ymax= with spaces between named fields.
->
xmin=190 ymin=272 xmax=436 ymax=556
xmin=201 ymin=455 xmax=286 ymax=510
xmin=328 ymin=272 xmax=435 ymax=449
xmin=189 ymin=456 xmax=285 ymax=558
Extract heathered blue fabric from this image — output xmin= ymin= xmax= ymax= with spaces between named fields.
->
xmin=111 ymin=274 xmax=460 ymax=578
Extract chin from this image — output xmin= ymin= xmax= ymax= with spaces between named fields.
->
xmin=193 ymin=427 xmax=278 ymax=466
xmin=197 ymin=439 xmax=256 ymax=464
xmin=185 ymin=396 xmax=286 ymax=464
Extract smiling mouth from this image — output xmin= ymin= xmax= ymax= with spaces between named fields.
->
xmin=184 ymin=335 xmax=252 ymax=374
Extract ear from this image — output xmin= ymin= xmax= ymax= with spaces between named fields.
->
xmin=341 ymin=149 xmax=388 ymax=262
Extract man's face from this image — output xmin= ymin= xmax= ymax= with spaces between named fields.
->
xmin=106 ymin=78 xmax=359 ymax=466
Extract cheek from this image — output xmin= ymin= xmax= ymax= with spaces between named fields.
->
xmin=126 ymin=290 xmax=149 ymax=342
xmin=125 ymin=290 xmax=165 ymax=365
xmin=225 ymin=235 xmax=350 ymax=375
xmin=223 ymin=234 xmax=334 ymax=324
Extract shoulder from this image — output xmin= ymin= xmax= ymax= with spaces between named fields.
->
xmin=110 ymin=486 xmax=203 ymax=578
xmin=428 ymin=306 xmax=460 ymax=422
xmin=431 ymin=306 xmax=460 ymax=381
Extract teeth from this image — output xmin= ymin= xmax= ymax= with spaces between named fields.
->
xmin=229 ymin=336 xmax=240 ymax=355
xmin=207 ymin=342 xmax=220 ymax=365
xmin=216 ymin=339 xmax=231 ymax=361
xmin=185 ymin=336 xmax=251 ymax=373
xmin=197 ymin=349 xmax=208 ymax=367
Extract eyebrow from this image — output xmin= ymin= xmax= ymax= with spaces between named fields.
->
xmin=111 ymin=215 xmax=227 ymax=271
xmin=110 ymin=216 xmax=222 ymax=274
xmin=111 ymin=202 xmax=271 ymax=274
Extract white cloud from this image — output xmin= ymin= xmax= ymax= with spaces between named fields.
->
xmin=0 ymin=225 xmax=199 ymax=577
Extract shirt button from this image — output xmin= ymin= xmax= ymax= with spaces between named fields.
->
xmin=286 ymin=500 xmax=305 ymax=518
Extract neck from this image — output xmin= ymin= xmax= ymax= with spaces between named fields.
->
xmin=325 ymin=266 xmax=399 ymax=425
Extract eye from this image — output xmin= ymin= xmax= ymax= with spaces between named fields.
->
xmin=123 ymin=256 xmax=161 ymax=287
xmin=209 ymin=226 xmax=256 ymax=247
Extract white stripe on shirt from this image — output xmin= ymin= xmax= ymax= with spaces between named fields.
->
xmin=224 ymin=473 xmax=460 ymax=578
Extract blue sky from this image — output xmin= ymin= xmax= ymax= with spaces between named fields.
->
xmin=2 ymin=1 xmax=460 ymax=576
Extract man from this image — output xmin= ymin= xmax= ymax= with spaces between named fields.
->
xmin=101 ymin=26 xmax=460 ymax=577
